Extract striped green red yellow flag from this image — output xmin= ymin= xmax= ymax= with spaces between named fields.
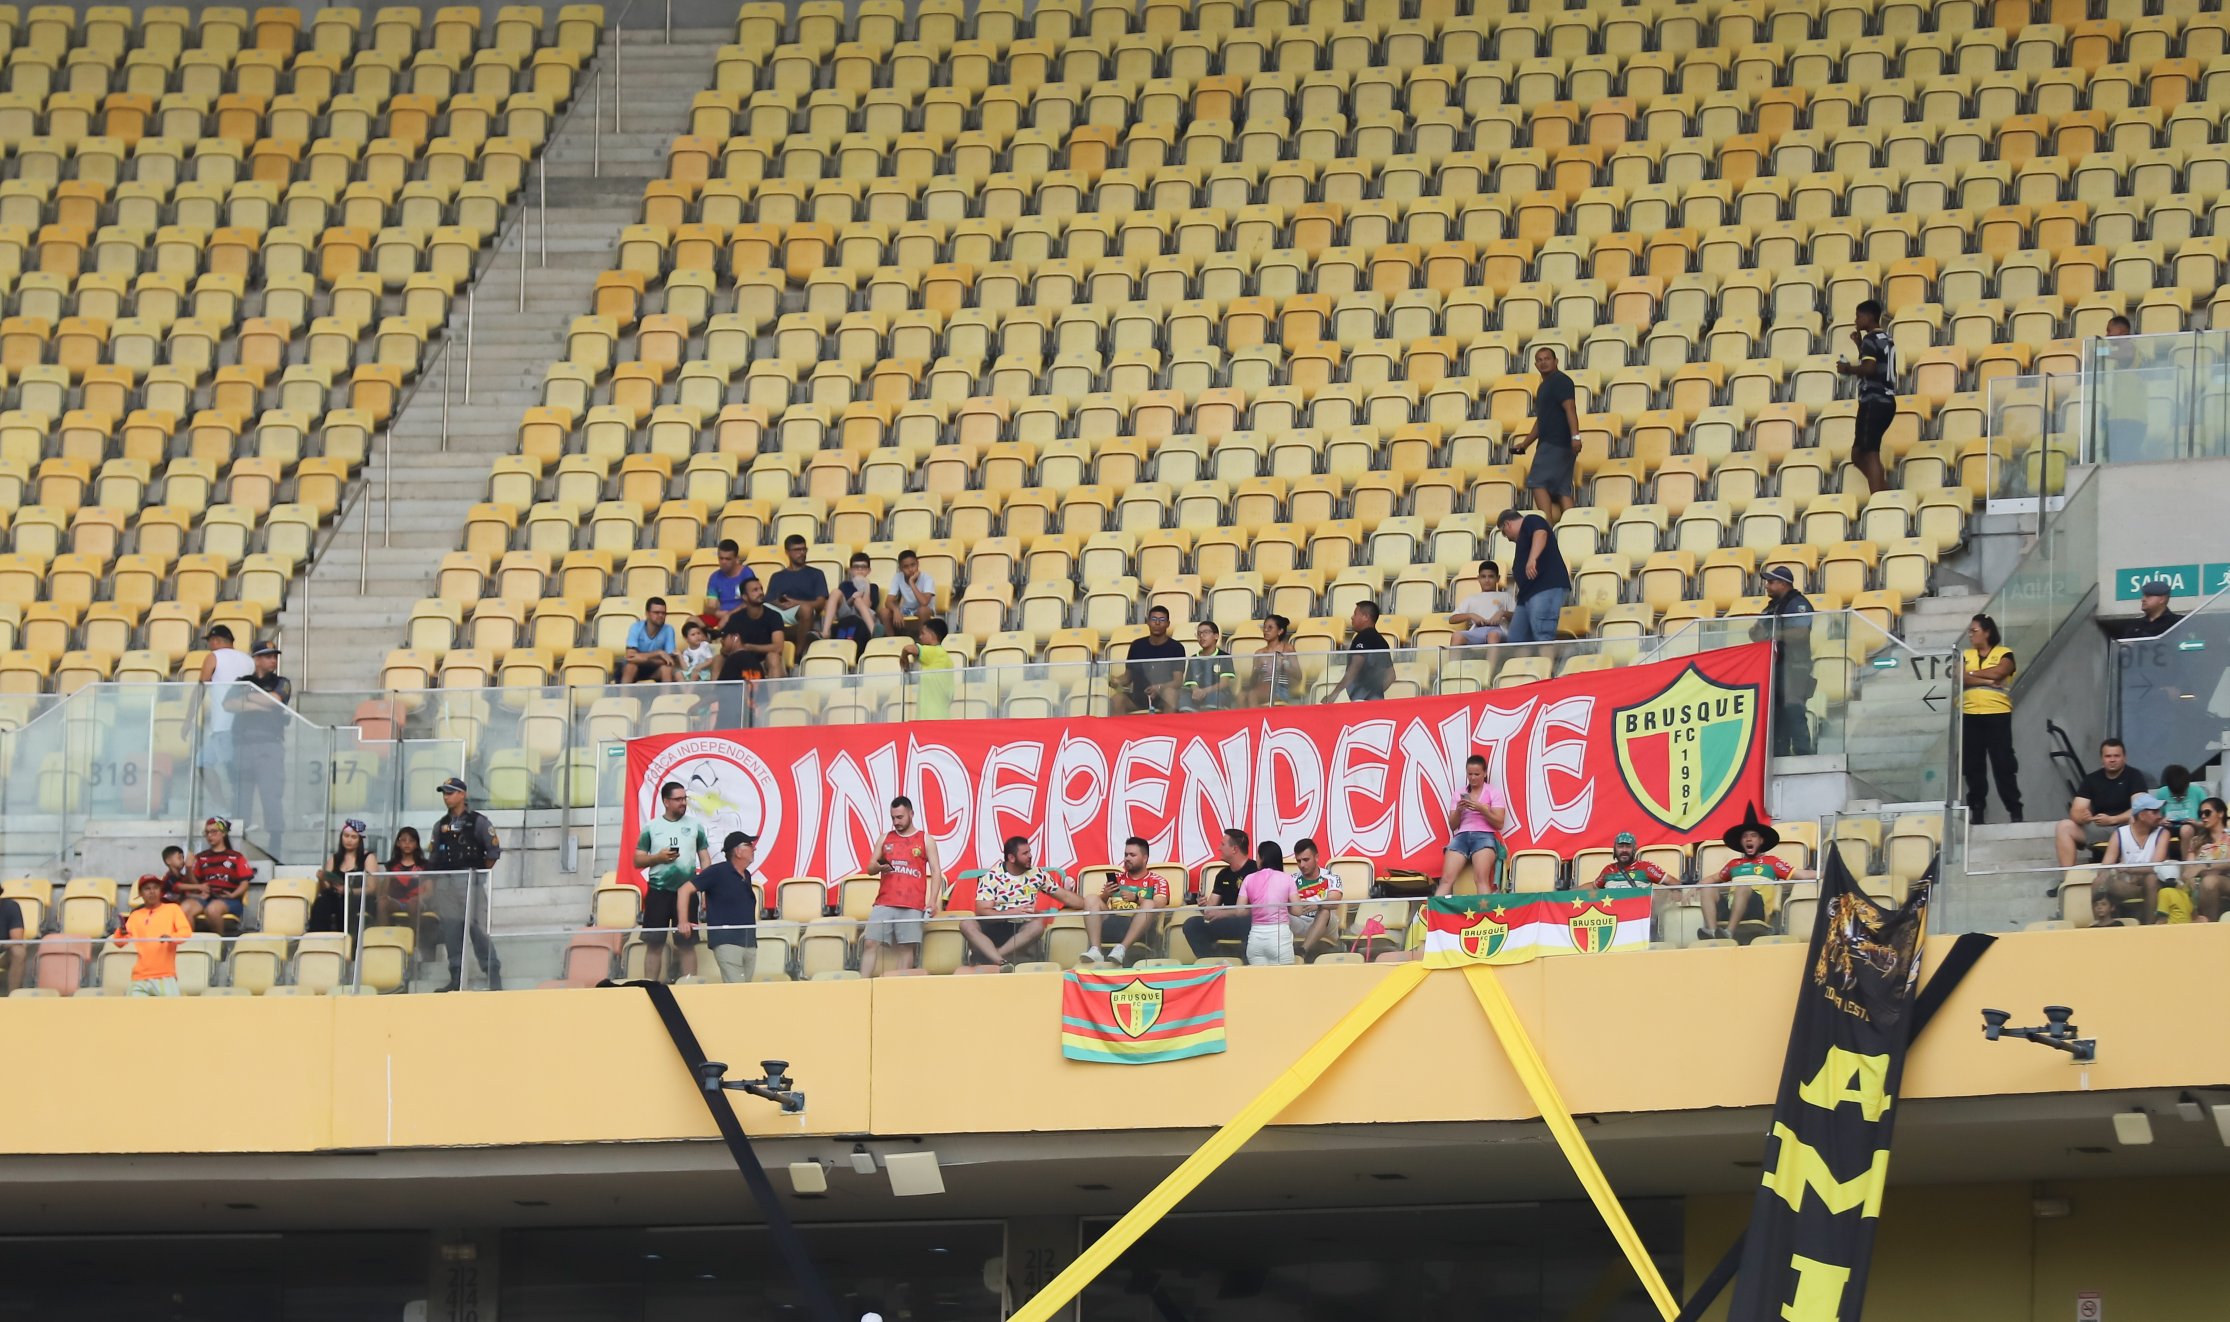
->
xmin=1418 ymin=891 xmax=1654 ymax=967
xmin=1061 ymin=967 xmax=1229 ymax=1064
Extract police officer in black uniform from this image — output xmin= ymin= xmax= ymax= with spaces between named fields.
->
xmin=429 ymin=775 xmax=503 ymax=991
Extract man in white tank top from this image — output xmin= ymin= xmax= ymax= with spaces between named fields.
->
xmin=197 ymin=624 xmax=255 ymax=816
xmin=2100 ymin=793 xmax=2173 ymax=923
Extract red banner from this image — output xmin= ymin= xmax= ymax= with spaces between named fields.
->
xmin=618 ymin=643 xmax=1773 ymax=888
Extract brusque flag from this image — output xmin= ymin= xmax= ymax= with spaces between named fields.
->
xmin=1418 ymin=891 xmax=1653 ymax=967
xmin=1061 ymin=967 xmax=1229 ymax=1065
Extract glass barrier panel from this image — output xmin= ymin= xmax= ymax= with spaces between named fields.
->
xmin=1984 ymin=466 xmax=2100 ymax=674
xmin=2114 ymin=585 xmax=2230 ymax=780
xmin=1985 ymin=370 xmax=2082 ymax=504
xmin=2087 ymin=329 xmax=2199 ymax=464
xmin=0 ymin=693 xmax=68 ymax=870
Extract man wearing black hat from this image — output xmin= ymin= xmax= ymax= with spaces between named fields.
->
xmin=429 ymin=776 xmax=503 ymax=991
xmin=678 ymin=830 xmax=760 ymax=983
xmin=226 ymin=641 xmax=293 ymax=841
xmin=2118 ymin=580 xmax=2183 ymax=639
xmin=1703 ymin=804 xmax=1818 ymax=943
xmin=1752 ymin=566 xmax=1816 ymax=756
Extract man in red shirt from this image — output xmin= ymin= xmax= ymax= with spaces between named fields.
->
xmin=864 ymin=795 xmax=941 ymax=978
xmin=185 ymin=817 xmax=256 ymax=934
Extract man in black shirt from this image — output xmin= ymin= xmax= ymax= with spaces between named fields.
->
xmin=767 ymin=533 xmax=830 ymax=654
xmin=2118 ymin=581 xmax=2183 ymax=639
xmin=0 ymin=895 xmax=25 ymax=992
xmin=1753 ymin=566 xmax=1816 ymax=756
xmin=1496 ymin=508 xmax=1571 ymax=646
xmin=1838 ymin=297 xmax=1897 ymax=496
xmin=1116 ymin=605 xmax=1187 ymax=714
xmin=228 ymin=642 xmax=294 ymax=842
xmin=1510 ymin=345 xmax=1579 ymax=521
xmin=1180 ymin=828 xmax=1258 ymax=960
xmin=679 ymin=830 xmax=760 ymax=984
xmin=716 ymin=577 xmax=785 ymax=726
xmin=1340 ymin=600 xmax=1393 ymax=701
xmin=2056 ymin=738 xmax=2151 ymax=867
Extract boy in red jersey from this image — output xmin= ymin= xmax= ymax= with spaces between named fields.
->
xmin=864 ymin=795 xmax=942 ymax=977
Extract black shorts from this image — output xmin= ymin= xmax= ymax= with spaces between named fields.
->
xmin=642 ymin=888 xmax=697 ymax=945
xmin=974 ymin=917 xmax=1025 ymax=948
xmin=1853 ymin=397 xmax=1896 ymax=457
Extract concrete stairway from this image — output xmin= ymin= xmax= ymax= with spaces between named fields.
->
xmin=281 ymin=33 xmax=725 ymax=692
xmin=1835 ymin=587 xmax=1982 ymax=805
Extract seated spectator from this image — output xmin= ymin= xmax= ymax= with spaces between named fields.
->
xmin=2090 ymin=891 xmax=2121 ymax=928
xmin=768 ymin=534 xmax=831 ymax=653
xmin=1238 ymin=841 xmax=1301 ymax=966
xmin=900 ymin=617 xmax=959 ymax=720
xmin=678 ymin=830 xmax=760 ymax=983
xmin=678 ymin=620 xmax=716 ymax=682
xmin=377 ymin=826 xmax=429 ymax=932
xmin=619 ymin=597 xmax=679 ymax=684
xmin=1701 ymin=806 xmax=1817 ymax=942
xmin=1082 ymin=836 xmax=1170 ymax=967
xmin=2117 ymin=581 xmax=2183 ymax=639
xmin=1180 ymin=829 xmax=1259 ymax=959
xmin=1449 ymin=562 xmax=1516 ymax=646
xmin=2155 ymin=764 xmax=2205 ymax=856
xmin=311 ymin=818 xmax=371 ymax=935
xmin=2189 ymin=797 xmax=2230 ymax=921
xmin=1244 ymin=613 xmax=1303 ymax=707
xmin=0 ymin=890 xmax=25 ymax=992
xmin=960 ymin=835 xmax=1086 ymax=967
xmin=1115 ymin=606 xmax=1187 ymax=715
xmin=2099 ymin=793 xmax=2176 ymax=923
xmin=2055 ymin=739 xmax=2150 ymax=867
xmin=881 ymin=549 xmax=939 ymax=640
xmin=719 ymin=576 xmax=787 ymax=681
xmin=186 ymin=816 xmax=255 ymax=934
xmin=702 ymin=540 xmax=752 ymax=628
xmin=114 ymin=876 xmax=193 ymax=996
xmin=824 ymin=551 xmax=883 ymax=649
xmin=1439 ymin=754 xmax=1508 ymax=896
xmin=1184 ymin=622 xmax=1239 ymax=710
xmin=158 ymin=845 xmax=192 ymax=902
xmin=1591 ymin=832 xmax=1673 ymax=887
xmin=1339 ymin=601 xmax=1394 ymax=701
xmin=1287 ymin=839 xmax=1344 ymax=958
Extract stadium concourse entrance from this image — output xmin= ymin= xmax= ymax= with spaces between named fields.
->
xmin=0 ymin=1200 xmax=1678 ymax=1321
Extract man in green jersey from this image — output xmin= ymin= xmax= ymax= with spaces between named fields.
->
xmin=634 ymin=779 xmax=712 ymax=982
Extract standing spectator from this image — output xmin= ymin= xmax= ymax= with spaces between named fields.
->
xmin=882 ymin=549 xmax=940 ymax=640
xmin=1244 ymin=613 xmax=1302 ymax=707
xmin=2157 ymin=765 xmax=2206 ymax=856
xmin=824 ymin=551 xmax=883 ymax=650
xmin=195 ymin=623 xmax=255 ymax=815
xmin=1179 ymin=828 xmax=1258 ymax=960
xmin=1753 ymin=566 xmax=1816 ymax=756
xmin=1287 ymin=839 xmax=1343 ymax=958
xmin=1509 ymin=345 xmax=1579 ymax=522
xmin=865 ymin=795 xmax=940 ymax=977
xmin=1959 ymin=613 xmax=2023 ymax=823
xmin=1496 ymin=508 xmax=1570 ymax=646
xmin=960 ymin=835 xmax=1086 ymax=967
xmin=2054 ymin=739 xmax=2150 ymax=867
xmin=1702 ymin=807 xmax=1818 ymax=942
xmin=679 ymin=830 xmax=760 ymax=983
xmin=1449 ymin=561 xmax=1516 ymax=647
xmin=378 ymin=826 xmax=429 ymax=931
xmin=2188 ymin=798 xmax=2230 ymax=921
xmin=2118 ymin=581 xmax=2184 ymax=639
xmin=678 ymin=620 xmax=716 ymax=682
xmin=1115 ymin=605 xmax=1188 ymax=715
xmin=113 ymin=876 xmax=193 ymax=996
xmin=229 ymin=641 xmax=293 ymax=841
xmin=620 ymin=597 xmax=680 ymax=684
xmin=635 ymin=779 xmax=712 ymax=983
xmin=1591 ymin=832 xmax=1673 ymax=888
xmin=0 ymin=889 xmax=27 ymax=992
xmin=768 ymin=534 xmax=830 ymax=654
xmin=1339 ymin=602 xmax=1394 ymax=701
xmin=900 ymin=617 xmax=959 ymax=720
xmin=1439 ymin=754 xmax=1508 ymax=896
xmin=186 ymin=816 xmax=254 ymax=934
xmin=702 ymin=540 xmax=752 ymax=628
xmin=2098 ymin=793 xmax=2175 ymax=923
xmin=1838 ymin=298 xmax=1897 ymax=495
xmin=1082 ymin=836 xmax=1170 ymax=967
xmin=1184 ymin=621 xmax=1239 ymax=710
xmin=311 ymin=818 xmax=372 ymax=936
xmin=429 ymin=776 xmax=503 ymax=992
xmin=1238 ymin=841 xmax=1301 ymax=966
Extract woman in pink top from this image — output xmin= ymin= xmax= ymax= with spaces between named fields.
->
xmin=1239 ymin=841 xmax=1301 ymax=966
xmin=1440 ymin=753 xmax=1510 ymax=896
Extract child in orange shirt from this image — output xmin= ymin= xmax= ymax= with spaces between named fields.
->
xmin=114 ymin=876 xmax=193 ymax=996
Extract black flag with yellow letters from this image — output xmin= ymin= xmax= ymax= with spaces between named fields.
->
xmin=1725 ymin=849 xmax=1933 ymax=1322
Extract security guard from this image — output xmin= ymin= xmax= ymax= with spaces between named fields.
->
xmin=429 ymin=775 xmax=503 ymax=991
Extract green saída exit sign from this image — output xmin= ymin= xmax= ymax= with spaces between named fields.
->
xmin=2114 ymin=565 xmax=2204 ymax=600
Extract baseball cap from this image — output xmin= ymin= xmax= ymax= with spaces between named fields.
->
xmin=437 ymin=776 xmax=469 ymax=796
xmin=1614 ymin=831 xmax=1637 ymax=848
xmin=723 ymin=829 xmax=759 ymax=853
xmin=252 ymin=642 xmax=280 ymax=657
xmin=1763 ymin=565 xmax=1798 ymax=585
xmin=206 ymin=623 xmax=234 ymax=642
xmin=2140 ymin=580 xmax=2172 ymax=597
xmin=136 ymin=874 xmax=166 ymax=892
xmin=2132 ymin=793 xmax=2165 ymax=812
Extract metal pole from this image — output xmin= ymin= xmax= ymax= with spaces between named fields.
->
xmin=518 ymin=189 xmax=527 ymax=312
xmin=665 ymin=0 xmax=672 ymax=44
xmin=382 ymin=427 xmax=393 ymax=547
xmin=464 ymin=289 xmax=475 ymax=404
xmin=593 ymin=68 xmax=602 ymax=177
xmin=358 ymin=496 xmax=368 ymax=592
xmin=538 ymin=159 xmax=547 ymax=267
xmin=441 ymin=338 xmax=451 ymax=451
xmin=615 ymin=30 xmax=623 ymax=136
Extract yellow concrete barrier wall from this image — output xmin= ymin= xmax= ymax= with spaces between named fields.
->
xmin=1 ymin=925 xmax=2220 ymax=1156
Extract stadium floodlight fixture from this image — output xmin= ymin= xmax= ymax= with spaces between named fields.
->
xmin=694 ymin=1058 xmax=805 ymax=1114
xmin=1978 ymin=1005 xmax=2095 ymax=1063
